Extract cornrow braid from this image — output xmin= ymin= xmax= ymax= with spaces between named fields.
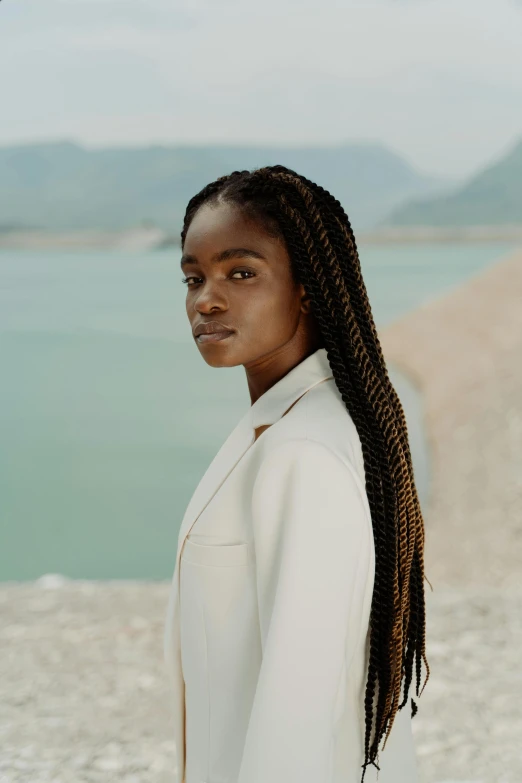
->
xmin=180 ymin=163 xmax=431 ymax=782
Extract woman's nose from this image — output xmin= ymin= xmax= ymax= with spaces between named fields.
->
xmin=194 ymin=281 xmax=227 ymax=313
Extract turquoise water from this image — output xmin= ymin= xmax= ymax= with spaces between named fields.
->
xmin=0 ymin=242 xmax=516 ymax=580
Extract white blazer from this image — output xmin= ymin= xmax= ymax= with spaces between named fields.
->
xmin=164 ymin=347 xmax=419 ymax=783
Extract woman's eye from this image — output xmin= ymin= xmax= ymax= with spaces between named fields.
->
xmin=181 ymin=270 xmax=254 ymax=286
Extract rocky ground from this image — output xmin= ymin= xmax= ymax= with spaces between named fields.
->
xmin=1 ymin=579 xmax=521 ymax=783
xmin=0 ymin=579 xmax=176 ymax=783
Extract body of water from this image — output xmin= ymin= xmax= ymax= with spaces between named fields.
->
xmin=0 ymin=242 xmax=515 ymax=579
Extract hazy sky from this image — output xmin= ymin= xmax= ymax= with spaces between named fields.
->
xmin=2 ymin=0 xmax=521 ymax=179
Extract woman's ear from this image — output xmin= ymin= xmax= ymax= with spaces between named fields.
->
xmin=299 ymin=284 xmax=312 ymax=314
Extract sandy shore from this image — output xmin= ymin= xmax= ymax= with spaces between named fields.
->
xmin=2 ymin=249 xmax=521 ymax=782
xmin=0 ymin=228 xmax=166 ymax=252
xmin=380 ymin=247 xmax=522 ymax=589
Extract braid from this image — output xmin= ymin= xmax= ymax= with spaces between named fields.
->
xmin=180 ymin=164 xmax=431 ymax=781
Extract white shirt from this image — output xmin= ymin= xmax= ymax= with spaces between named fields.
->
xmin=164 ymin=347 xmax=420 ymax=783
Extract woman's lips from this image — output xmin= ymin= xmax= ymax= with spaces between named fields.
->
xmin=196 ymin=331 xmax=235 ymax=344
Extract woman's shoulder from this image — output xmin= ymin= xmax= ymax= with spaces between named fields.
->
xmin=249 ymin=381 xmax=374 ymax=551
xmin=256 ymin=378 xmax=366 ymax=486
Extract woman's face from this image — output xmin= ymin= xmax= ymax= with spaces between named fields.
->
xmin=181 ymin=199 xmax=317 ymax=368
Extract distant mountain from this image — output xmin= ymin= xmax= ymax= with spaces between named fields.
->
xmin=0 ymin=141 xmax=451 ymax=235
xmin=383 ymin=137 xmax=522 ymax=227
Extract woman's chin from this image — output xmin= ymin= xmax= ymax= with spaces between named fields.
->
xmin=196 ymin=339 xmax=242 ymax=368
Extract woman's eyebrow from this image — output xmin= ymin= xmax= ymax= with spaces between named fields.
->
xmin=180 ymin=248 xmax=267 ymax=268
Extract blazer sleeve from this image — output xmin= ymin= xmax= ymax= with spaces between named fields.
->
xmin=237 ymin=438 xmax=374 ymax=783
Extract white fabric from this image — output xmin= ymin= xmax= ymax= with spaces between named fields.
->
xmin=164 ymin=347 xmax=420 ymax=783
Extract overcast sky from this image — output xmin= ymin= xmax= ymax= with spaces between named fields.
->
xmin=2 ymin=0 xmax=521 ymax=179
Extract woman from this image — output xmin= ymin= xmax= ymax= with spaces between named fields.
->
xmin=164 ymin=165 xmax=430 ymax=783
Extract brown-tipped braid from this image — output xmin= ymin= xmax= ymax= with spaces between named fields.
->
xmin=180 ymin=164 xmax=431 ymax=782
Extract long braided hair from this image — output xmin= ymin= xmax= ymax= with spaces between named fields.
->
xmin=180 ymin=164 xmax=431 ymax=781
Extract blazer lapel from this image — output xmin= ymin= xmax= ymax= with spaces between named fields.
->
xmin=177 ymin=410 xmax=255 ymax=550
xmin=175 ymin=347 xmax=334 ymax=555
xmin=164 ymin=408 xmax=257 ymax=783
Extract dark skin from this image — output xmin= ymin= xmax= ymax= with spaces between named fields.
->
xmin=181 ymin=199 xmax=324 ymax=410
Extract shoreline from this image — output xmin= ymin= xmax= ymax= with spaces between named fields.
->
xmin=1 ymin=225 xmax=522 ymax=250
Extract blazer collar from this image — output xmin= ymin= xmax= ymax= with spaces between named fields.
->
xmin=249 ymin=346 xmax=333 ymax=428
xmin=176 ymin=346 xmax=333 ymax=548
